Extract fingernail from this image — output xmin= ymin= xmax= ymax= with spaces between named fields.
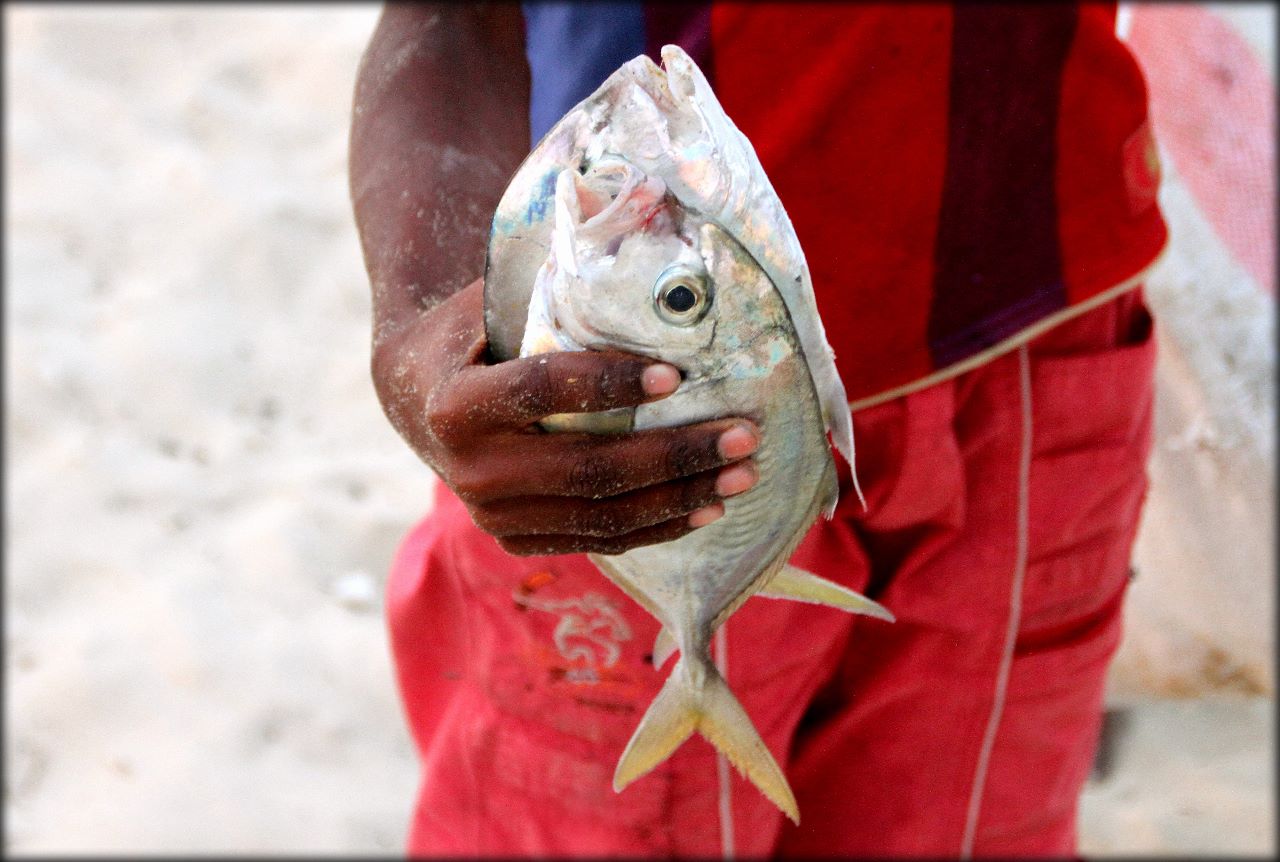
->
xmin=688 ymin=502 xmax=725 ymax=528
xmin=715 ymin=461 xmax=757 ymax=497
xmin=717 ymin=423 xmax=759 ymax=459
xmin=641 ymin=364 xmax=681 ymax=396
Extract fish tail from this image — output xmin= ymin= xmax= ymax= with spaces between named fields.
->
xmin=613 ymin=656 xmax=799 ymax=824
xmin=612 ymin=658 xmax=698 ymax=792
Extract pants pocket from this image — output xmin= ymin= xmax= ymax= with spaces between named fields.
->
xmin=1021 ymin=293 xmax=1155 ymax=634
xmin=1029 ymin=288 xmax=1155 ymax=450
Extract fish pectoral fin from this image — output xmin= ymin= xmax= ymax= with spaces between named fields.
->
xmin=651 ymin=627 xmax=678 ymax=668
xmin=759 ymin=565 xmax=895 ymax=622
xmin=613 ymin=666 xmax=698 ymax=793
xmin=613 ymin=657 xmax=800 ymax=825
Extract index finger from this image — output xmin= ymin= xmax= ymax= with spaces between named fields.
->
xmin=444 ymin=349 xmax=682 ymax=432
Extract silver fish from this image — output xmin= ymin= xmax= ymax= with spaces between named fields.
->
xmin=485 ymin=46 xmax=893 ymax=824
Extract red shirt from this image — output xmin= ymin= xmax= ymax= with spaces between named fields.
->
xmin=522 ymin=2 xmax=1167 ymax=407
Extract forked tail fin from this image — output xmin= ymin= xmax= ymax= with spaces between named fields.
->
xmin=613 ymin=656 xmax=799 ymax=824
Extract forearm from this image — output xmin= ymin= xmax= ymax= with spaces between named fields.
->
xmin=348 ymin=2 xmax=530 ymax=351
xmin=347 ymin=5 xmax=759 ymax=554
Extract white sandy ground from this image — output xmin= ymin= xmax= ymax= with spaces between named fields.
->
xmin=4 ymin=4 xmax=1273 ymax=855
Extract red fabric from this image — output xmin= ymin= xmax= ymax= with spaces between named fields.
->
xmin=386 ymin=291 xmax=1156 ymax=857
xmin=708 ymin=2 xmax=1167 ymax=402
xmin=711 ymin=2 xmax=949 ymax=393
xmin=1057 ymin=4 xmax=1167 ymax=305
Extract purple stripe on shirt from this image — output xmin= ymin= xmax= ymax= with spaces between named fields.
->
xmin=927 ymin=4 xmax=1080 ymax=367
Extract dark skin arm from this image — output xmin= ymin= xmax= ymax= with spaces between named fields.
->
xmin=349 ymin=3 xmax=758 ymax=556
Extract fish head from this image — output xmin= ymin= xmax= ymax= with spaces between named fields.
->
xmin=523 ymin=157 xmax=782 ymax=380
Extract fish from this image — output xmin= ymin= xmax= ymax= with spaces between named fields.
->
xmin=484 ymin=45 xmax=894 ymax=824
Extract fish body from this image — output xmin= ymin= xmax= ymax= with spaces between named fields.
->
xmin=485 ymin=47 xmax=893 ymax=823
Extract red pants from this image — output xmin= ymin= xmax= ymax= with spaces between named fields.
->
xmin=386 ymin=291 xmax=1155 ymax=857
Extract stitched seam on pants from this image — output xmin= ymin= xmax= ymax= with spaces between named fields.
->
xmin=960 ymin=344 xmax=1033 ymax=858
xmin=715 ymin=623 xmax=735 ymax=859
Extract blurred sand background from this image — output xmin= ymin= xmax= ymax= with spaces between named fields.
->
xmin=4 ymin=3 xmax=1274 ymax=855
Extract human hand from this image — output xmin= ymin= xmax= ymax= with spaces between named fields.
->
xmin=372 ymin=279 xmax=760 ymax=556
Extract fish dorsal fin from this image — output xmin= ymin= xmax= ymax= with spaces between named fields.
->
xmin=758 ymin=565 xmax=895 ymax=622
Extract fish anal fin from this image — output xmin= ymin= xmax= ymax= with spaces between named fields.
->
xmin=651 ymin=627 xmax=678 ymax=669
xmin=760 ymin=565 xmax=895 ymax=622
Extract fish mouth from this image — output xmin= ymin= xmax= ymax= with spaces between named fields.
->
xmin=574 ymin=160 xmax=633 ymax=222
xmin=572 ymin=157 xmax=668 ymax=242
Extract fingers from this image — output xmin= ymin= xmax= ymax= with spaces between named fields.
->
xmin=453 ymin=419 xmax=760 ymax=502
xmin=473 ymin=460 xmax=758 ymax=538
xmin=428 ymin=350 xmax=681 ymax=436
xmin=496 ymin=512 xmax=709 ymax=557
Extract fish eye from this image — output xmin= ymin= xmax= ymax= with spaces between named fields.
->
xmin=665 ymin=284 xmax=697 ymax=312
xmin=653 ymin=266 xmax=712 ymax=326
